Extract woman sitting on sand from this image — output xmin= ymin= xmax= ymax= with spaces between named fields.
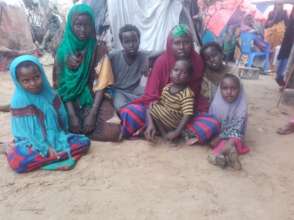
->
xmin=3 ymin=55 xmax=90 ymax=173
xmin=144 ymin=58 xmax=196 ymax=143
xmin=120 ymin=24 xmax=221 ymax=144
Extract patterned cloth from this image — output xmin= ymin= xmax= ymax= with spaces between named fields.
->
xmin=150 ymin=84 xmax=194 ymax=129
xmin=120 ymin=104 xmax=220 ymax=144
xmin=6 ymin=135 xmax=90 ymax=173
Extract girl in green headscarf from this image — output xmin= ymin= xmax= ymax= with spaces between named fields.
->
xmin=53 ymin=4 xmax=97 ymax=133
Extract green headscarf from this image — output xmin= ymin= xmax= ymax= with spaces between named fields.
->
xmin=171 ymin=24 xmax=190 ymax=38
xmin=56 ymin=4 xmax=96 ymax=107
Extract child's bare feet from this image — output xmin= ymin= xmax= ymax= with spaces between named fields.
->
xmin=226 ymin=147 xmax=242 ymax=170
xmin=208 ymin=154 xmax=227 ymax=168
xmin=277 ymin=122 xmax=294 ymax=135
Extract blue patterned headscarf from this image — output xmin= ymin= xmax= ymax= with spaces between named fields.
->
xmin=10 ymin=55 xmax=70 ymax=157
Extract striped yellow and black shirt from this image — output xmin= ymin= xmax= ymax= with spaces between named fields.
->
xmin=150 ymin=84 xmax=195 ymax=129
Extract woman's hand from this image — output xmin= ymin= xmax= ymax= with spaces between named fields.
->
xmin=69 ymin=114 xmax=81 ymax=133
xmin=83 ymin=112 xmax=97 ymax=134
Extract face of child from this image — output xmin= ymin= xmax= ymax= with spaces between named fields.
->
xmin=72 ymin=14 xmax=92 ymax=40
xmin=121 ymin=31 xmax=140 ymax=57
xmin=170 ymin=60 xmax=190 ymax=86
xmin=203 ymin=46 xmax=223 ymax=71
xmin=17 ymin=65 xmax=43 ymax=94
xmin=172 ymin=36 xmax=193 ymax=59
xmin=220 ymin=77 xmax=240 ymax=103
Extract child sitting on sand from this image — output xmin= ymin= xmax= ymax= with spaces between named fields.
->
xmin=3 ymin=55 xmax=90 ymax=173
xmin=208 ymin=74 xmax=250 ymax=170
xmin=144 ymin=59 xmax=195 ymax=142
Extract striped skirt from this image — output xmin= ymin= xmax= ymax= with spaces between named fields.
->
xmin=5 ymin=134 xmax=90 ymax=173
xmin=120 ymin=104 xmax=221 ymax=143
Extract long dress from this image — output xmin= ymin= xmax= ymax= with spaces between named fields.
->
xmin=53 ymin=4 xmax=121 ymax=142
xmin=6 ymin=55 xmax=90 ymax=173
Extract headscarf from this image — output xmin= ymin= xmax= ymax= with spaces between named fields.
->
xmin=10 ymin=55 xmax=70 ymax=157
xmin=56 ymin=4 xmax=96 ymax=107
xmin=208 ymin=81 xmax=247 ymax=138
xmin=132 ymin=24 xmax=208 ymax=112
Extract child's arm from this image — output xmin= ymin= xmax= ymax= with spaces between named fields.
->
xmin=144 ymin=109 xmax=157 ymax=142
xmin=65 ymin=102 xmax=81 ymax=133
xmin=165 ymin=115 xmax=192 ymax=141
xmin=83 ymin=90 xmax=104 ymax=134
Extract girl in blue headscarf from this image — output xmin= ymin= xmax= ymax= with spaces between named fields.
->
xmin=4 ymin=55 xmax=90 ymax=173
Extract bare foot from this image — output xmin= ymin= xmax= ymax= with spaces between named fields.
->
xmin=226 ymin=148 xmax=242 ymax=170
xmin=208 ymin=154 xmax=227 ymax=168
xmin=277 ymin=123 xmax=294 ymax=135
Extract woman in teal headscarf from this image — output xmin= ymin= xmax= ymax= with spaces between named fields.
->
xmin=53 ymin=4 xmax=97 ymax=134
xmin=4 ymin=55 xmax=90 ymax=173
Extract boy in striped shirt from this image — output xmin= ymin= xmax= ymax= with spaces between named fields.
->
xmin=145 ymin=58 xmax=195 ymax=142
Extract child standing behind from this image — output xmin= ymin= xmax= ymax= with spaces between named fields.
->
xmin=208 ymin=74 xmax=250 ymax=170
xmin=144 ymin=59 xmax=195 ymax=142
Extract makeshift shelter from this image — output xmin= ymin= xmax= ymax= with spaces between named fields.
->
xmin=107 ymin=0 xmax=200 ymax=51
xmin=0 ymin=0 xmax=37 ymax=71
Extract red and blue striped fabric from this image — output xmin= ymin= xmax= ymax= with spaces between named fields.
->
xmin=120 ymin=104 xmax=221 ymax=143
xmin=5 ymin=135 xmax=90 ymax=173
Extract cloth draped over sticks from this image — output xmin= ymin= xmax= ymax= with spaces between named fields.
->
xmin=107 ymin=0 xmax=182 ymax=51
xmin=200 ymin=0 xmax=266 ymax=37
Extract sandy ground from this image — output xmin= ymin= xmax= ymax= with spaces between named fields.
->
xmin=0 ymin=58 xmax=294 ymax=220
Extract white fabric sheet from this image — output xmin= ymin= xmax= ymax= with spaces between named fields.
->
xmin=107 ymin=0 xmax=183 ymax=51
